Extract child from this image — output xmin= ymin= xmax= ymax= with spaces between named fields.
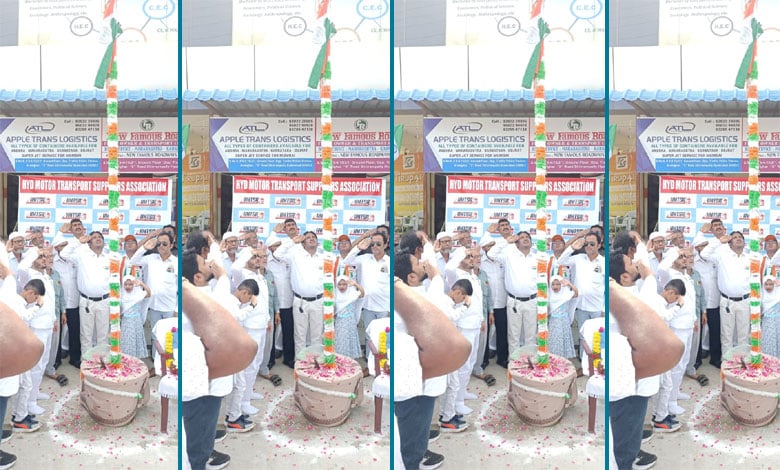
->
xmin=334 ymin=275 xmax=365 ymax=367
xmin=120 ymin=275 xmax=151 ymax=360
xmin=438 ymin=279 xmax=472 ymax=433
xmin=762 ymin=275 xmax=780 ymax=357
xmin=548 ymin=275 xmax=579 ymax=363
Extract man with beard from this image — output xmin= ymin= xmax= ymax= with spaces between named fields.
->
xmin=608 ymin=234 xmax=684 ymax=470
xmin=181 ymin=249 xmax=256 ymax=470
xmin=394 ymin=243 xmax=470 ymax=470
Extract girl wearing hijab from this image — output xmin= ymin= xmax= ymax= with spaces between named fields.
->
xmin=548 ymin=275 xmax=579 ymax=364
xmin=334 ymin=275 xmax=365 ymax=370
xmin=120 ymin=275 xmax=152 ymax=360
xmin=762 ymin=274 xmax=780 ymax=357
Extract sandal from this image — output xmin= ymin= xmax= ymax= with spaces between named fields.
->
xmin=483 ymin=374 xmax=496 ymax=387
xmin=695 ymin=374 xmax=709 ymax=386
xmin=47 ymin=374 xmax=68 ymax=387
xmin=261 ymin=374 xmax=282 ymax=386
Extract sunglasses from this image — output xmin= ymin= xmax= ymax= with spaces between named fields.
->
xmin=585 ymin=242 xmax=598 ymax=247
xmin=371 ymin=242 xmax=384 ymax=247
xmin=158 ymin=242 xmax=170 ymax=247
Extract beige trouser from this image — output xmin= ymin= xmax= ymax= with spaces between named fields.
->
xmin=293 ymin=296 xmax=323 ymax=357
xmin=506 ymin=295 xmax=537 ymax=353
xmin=720 ymin=295 xmax=750 ymax=351
xmin=79 ymin=296 xmax=110 ymax=359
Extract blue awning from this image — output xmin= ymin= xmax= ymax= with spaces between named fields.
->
xmin=0 ymin=89 xmax=178 ymax=102
xmin=611 ymin=89 xmax=780 ymax=102
xmin=183 ymin=89 xmax=390 ymax=102
xmin=396 ymin=89 xmax=605 ymax=102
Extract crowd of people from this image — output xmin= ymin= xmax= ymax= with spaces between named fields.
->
xmin=0 ymin=221 xmax=178 ymax=470
xmin=608 ymin=219 xmax=779 ymax=470
xmin=393 ymin=222 xmax=605 ymax=470
xmin=180 ymin=221 xmax=391 ymax=470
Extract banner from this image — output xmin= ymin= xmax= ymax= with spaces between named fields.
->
xmin=232 ymin=0 xmax=388 ymax=46
xmin=608 ymin=151 xmax=637 ymax=235
xmin=210 ymin=117 xmax=390 ymax=173
xmin=636 ymin=117 xmax=742 ymax=173
xmin=231 ymin=176 xmax=386 ymax=239
xmin=17 ymin=176 xmax=173 ymax=244
xmin=18 ymin=0 xmax=178 ymax=45
xmin=182 ymin=152 xmax=211 ymax=218
xmin=528 ymin=117 xmax=605 ymax=172
xmin=445 ymin=0 xmax=604 ymax=45
xmin=444 ymin=176 xmax=600 ymax=240
xmin=658 ymin=1 xmax=780 ymax=46
xmin=0 ymin=117 xmax=178 ymax=173
xmin=658 ymin=176 xmax=780 ymax=244
xmin=393 ymin=152 xmax=424 ymax=235
xmin=423 ymin=117 xmax=605 ymax=173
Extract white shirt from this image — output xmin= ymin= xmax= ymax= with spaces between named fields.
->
xmin=181 ymin=279 xmax=235 ymax=400
xmin=233 ymin=270 xmax=271 ymax=330
xmin=62 ymin=241 xmax=110 ymax=298
xmin=129 ymin=248 xmax=178 ymax=312
xmin=274 ymin=241 xmax=324 ymax=298
xmin=487 ymin=239 xmax=537 ymax=298
xmin=557 ymin=247 xmax=605 ymax=312
xmin=343 ymin=248 xmax=390 ymax=313
xmin=701 ymin=241 xmax=750 ymax=298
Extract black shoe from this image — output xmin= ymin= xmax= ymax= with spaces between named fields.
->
xmin=420 ymin=450 xmax=444 ymax=470
xmin=1 ymin=429 xmax=11 ymax=444
xmin=428 ymin=429 xmax=440 ymax=443
xmin=488 ymin=350 xmax=497 ymax=359
xmin=275 ymin=350 xmax=283 ymax=359
xmin=702 ymin=351 xmax=710 ymax=359
xmin=0 ymin=450 xmax=17 ymax=470
xmin=206 ymin=450 xmax=231 ymax=470
xmin=283 ymin=360 xmax=295 ymax=369
xmin=61 ymin=351 xmax=69 ymax=360
xmin=710 ymin=361 xmax=721 ymax=369
xmin=641 ymin=429 xmax=653 ymax=444
xmin=497 ymin=361 xmax=508 ymax=369
xmin=214 ymin=429 xmax=227 ymax=443
xmin=633 ymin=449 xmax=657 ymax=470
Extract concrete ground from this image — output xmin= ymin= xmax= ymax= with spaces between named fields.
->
xmin=641 ymin=361 xmax=780 ymax=469
xmin=214 ymin=360 xmax=391 ymax=470
xmin=0 ymin=359 xmax=178 ymax=469
xmin=424 ymin=361 xmax=606 ymax=470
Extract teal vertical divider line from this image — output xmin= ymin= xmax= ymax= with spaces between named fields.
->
xmin=177 ymin=0 xmax=183 ymax=467
xmin=604 ymin=0 xmax=611 ymax=466
xmin=388 ymin=0 xmax=395 ymax=466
